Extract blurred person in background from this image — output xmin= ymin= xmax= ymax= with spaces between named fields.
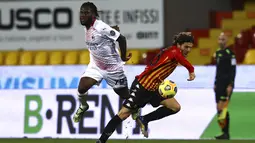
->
xmin=213 ymin=33 xmax=236 ymax=140
xmin=96 ymin=32 xmax=196 ymax=143
xmin=73 ymin=2 xmax=133 ymax=123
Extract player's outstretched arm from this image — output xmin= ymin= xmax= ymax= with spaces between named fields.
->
xmin=174 ymin=51 xmax=195 ymax=81
xmin=117 ymin=34 xmax=131 ymax=62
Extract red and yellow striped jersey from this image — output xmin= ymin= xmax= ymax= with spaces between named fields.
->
xmin=136 ymin=46 xmax=194 ymax=91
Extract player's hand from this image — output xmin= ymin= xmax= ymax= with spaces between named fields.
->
xmin=122 ymin=53 xmax=132 ymax=62
xmin=187 ymin=72 xmax=195 ymax=81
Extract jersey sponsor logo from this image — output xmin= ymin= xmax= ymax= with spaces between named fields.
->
xmin=86 ymin=42 xmax=99 ymax=50
xmin=110 ymin=30 xmax=116 ymax=36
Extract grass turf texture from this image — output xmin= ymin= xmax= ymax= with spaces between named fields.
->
xmin=0 ymin=139 xmax=255 ymax=143
xmin=200 ymin=92 xmax=255 ymax=139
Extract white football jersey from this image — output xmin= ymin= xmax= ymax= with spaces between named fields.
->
xmin=84 ymin=19 xmax=123 ymax=71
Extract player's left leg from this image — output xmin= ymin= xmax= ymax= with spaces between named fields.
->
xmin=142 ymin=97 xmax=180 ymax=123
xmin=136 ymin=95 xmax=181 ymax=137
xmin=74 ymin=63 xmax=103 ymax=123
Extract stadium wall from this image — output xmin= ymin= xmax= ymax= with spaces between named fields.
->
xmin=164 ymin=0 xmax=232 ymax=46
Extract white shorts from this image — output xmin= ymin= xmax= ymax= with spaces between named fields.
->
xmin=82 ymin=63 xmax=128 ymax=89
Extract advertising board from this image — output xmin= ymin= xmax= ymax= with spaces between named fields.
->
xmin=0 ymin=0 xmax=164 ymax=50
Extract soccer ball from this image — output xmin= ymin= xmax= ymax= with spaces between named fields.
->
xmin=158 ymin=80 xmax=178 ymax=98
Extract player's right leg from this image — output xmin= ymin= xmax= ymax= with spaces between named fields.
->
xmin=73 ymin=77 xmax=98 ymax=123
xmin=73 ymin=64 xmax=103 ymax=123
xmin=97 ymin=78 xmax=150 ymax=142
xmin=97 ymin=106 xmax=132 ymax=143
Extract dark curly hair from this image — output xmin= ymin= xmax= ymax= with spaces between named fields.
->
xmin=81 ymin=2 xmax=99 ymax=18
xmin=172 ymin=32 xmax=194 ymax=46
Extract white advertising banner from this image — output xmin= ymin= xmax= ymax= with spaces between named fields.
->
xmin=0 ymin=89 xmax=216 ymax=139
xmin=0 ymin=65 xmax=255 ymax=90
xmin=0 ymin=0 xmax=164 ymax=50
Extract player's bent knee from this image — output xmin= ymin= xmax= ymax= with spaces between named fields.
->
xmin=164 ymin=101 xmax=181 ymax=113
xmin=117 ymin=107 xmax=131 ymax=120
xmin=113 ymin=87 xmax=130 ymax=99
xmin=118 ymin=112 xmax=130 ymax=120
xmin=78 ymin=87 xmax=88 ymax=95
xmin=78 ymin=81 xmax=93 ymax=94
xmin=172 ymin=104 xmax=181 ymax=113
xmin=78 ymin=77 xmax=98 ymax=94
xmin=77 ymin=90 xmax=88 ymax=96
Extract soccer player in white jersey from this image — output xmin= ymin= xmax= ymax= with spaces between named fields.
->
xmin=73 ymin=2 xmax=132 ymax=122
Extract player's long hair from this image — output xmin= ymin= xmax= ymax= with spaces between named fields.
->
xmin=172 ymin=32 xmax=194 ymax=46
xmin=81 ymin=2 xmax=99 ymax=18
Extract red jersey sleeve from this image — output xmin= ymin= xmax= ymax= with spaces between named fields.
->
xmin=172 ymin=49 xmax=194 ymax=73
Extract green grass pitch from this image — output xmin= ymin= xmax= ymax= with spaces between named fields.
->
xmin=0 ymin=139 xmax=255 ymax=143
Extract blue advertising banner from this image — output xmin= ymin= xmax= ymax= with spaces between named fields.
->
xmin=0 ymin=65 xmax=254 ymax=90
